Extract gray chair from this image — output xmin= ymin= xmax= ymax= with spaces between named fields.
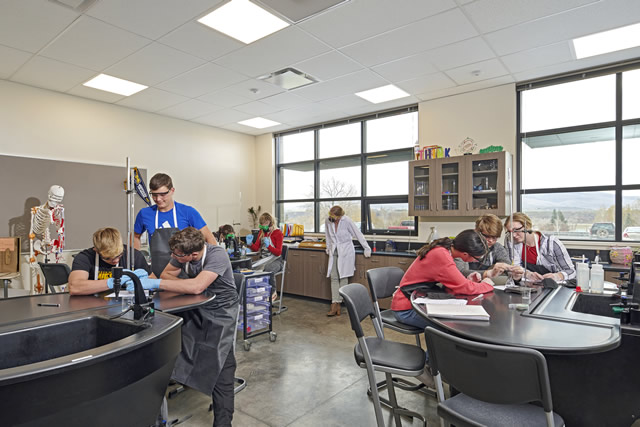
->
xmin=272 ymin=245 xmax=288 ymax=315
xmin=425 ymin=327 xmax=565 ymax=427
xmin=38 ymin=262 xmax=71 ymax=293
xmin=232 ymin=273 xmax=247 ymax=393
xmin=366 ymin=267 xmax=433 ymax=406
xmin=340 ymin=283 xmax=426 ymax=427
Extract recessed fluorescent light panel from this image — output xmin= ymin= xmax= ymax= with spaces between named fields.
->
xmin=573 ymin=22 xmax=640 ymax=59
xmin=83 ymin=74 xmax=147 ymax=96
xmin=355 ymin=85 xmax=410 ymax=104
xmin=198 ymin=0 xmax=290 ymax=44
xmin=238 ymin=117 xmax=281 ymax=129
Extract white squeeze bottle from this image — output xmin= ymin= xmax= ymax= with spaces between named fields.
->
xmin=576 ymin=262 xmax=590 ymax=292
xmin=590 ymin=264 xmax=604 ymax=294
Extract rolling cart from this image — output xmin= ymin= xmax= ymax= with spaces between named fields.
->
xmin=239 ymin=271 xmax=277 ymax=351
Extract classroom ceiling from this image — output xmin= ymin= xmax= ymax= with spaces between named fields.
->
xmin=1 ymin=0 xmax=639 ymax=136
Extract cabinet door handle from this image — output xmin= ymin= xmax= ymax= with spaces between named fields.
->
xmin=467 ymin=201 xmax=470 ymax=210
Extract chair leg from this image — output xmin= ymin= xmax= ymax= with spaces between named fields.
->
xmin=273 ymin=274 xmax=288 ymax=315
xmin=414 ymin=334 xmax=421 ymax=348
xmin=367 ymin=376 xmax=435 ymax=408
xmin=234 ymin=376 xmax=246 ymax=394
xmin=364 ymin=365 xmax=387 ymax=427
xmin=385 ymin=373 xmax=403 ymax=427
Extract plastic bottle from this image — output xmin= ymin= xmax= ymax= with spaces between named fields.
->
xmin=427 ymin=226 xmax=438 ymax=243
xmin=576 ymin=262 xmax=590 ymax=292
xmin=590 ymin=264 xmax=604 ymax=294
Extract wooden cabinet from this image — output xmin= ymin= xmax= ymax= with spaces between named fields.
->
xmin=409 ymin=151 xmax=512 ymax=217
xmin=284 ymin=250 xmax=305 ymax=296
xmin=304 ymin=251 xmax=331 ymax=299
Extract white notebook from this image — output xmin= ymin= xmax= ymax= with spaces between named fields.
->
xmin=426 ymin=303 xmax=490 ymax=321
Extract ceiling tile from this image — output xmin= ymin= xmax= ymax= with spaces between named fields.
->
xmin=417 ymin=76 xmax=514 ymax=101
xmin=265 ymin=102 xmax=335 ymax=123
xmin=86 ymin=0 xmax=220 ymax=40
xmin=426 ymin=37 xmax=497 ymax=71
xmin=214 ymin=26 xmax=331 ymax=78
xmin=0 ymin=0 xmax=78 ymax=53
xmin=484 ymin=0 xmax=640 ymax=56
xmin=341 ymin=97 xmax=419 ymax=117
xmin=464 ymin=0 xmax=599 ymax=33
xmin=501 ymin=42 xmax=573 ymax=74
xmin=39 ymin=16 xmax=150 ymax=71
xmin=340 ymin=8 xmax=478 ymax=67
xmin=372 ymin=54 xmax=439 ymax=83
xmin=444 ymin=58 xmax=509 ymax=85
xmin=0 ymin=45 xmax=32 ymax=79
xmin=292 ymin=69 xmax=387 ymax=102
xmin=192 ymin=109 xmax=253 ymax=127
xmin=105 ymin=42 xmax=205 ymax=86
xmin=223 ymin=79 xmax=285 ymax=100
xmin=198 ymin=89 xmax=253 ymax=108
xmin=115 ymin=87 xmax=188 ymax=112
xmin=317 ymin=94 xmax=370 ymax=111
xmin=292 ymin=51 xmax=363 ymax=82
xmin=299 ymin=0 xmax=456 ymax=48
xmin=395 ymin=72 xmax=456 ymax=95
xmin=157 ymin=63 xmax=247 ymax=98
xmin=67 ymin=84 xmax=126 ymax=103
xmin=260 ymin=92 xmax=312 ymax=109
xmin=11 ymin=55 xmax=95 ymax=92
xmin=159 ymin=22 xmax=244 ymax=61
xmin=233 ymin=101 xmax=282 ymax=116
xmin=157 ymin=99 xmax=224 ymax=120
xmin=219 ymin=122 xmax=269 ymax=135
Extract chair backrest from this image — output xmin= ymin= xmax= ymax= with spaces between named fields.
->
xmin=233 ymin=273 xmax=246 ymax=298
xmin=274 ymin=245 xmax=288 ymax=278
xmin=38 ymin=263 xmax=71 ymax=293
xmin=425 ymin=327 xmax=554 ymax=412
xmin=366 ymin=266 xmax=404 ymax=302
xmin=339 ymin=283 xmax=381 ymax=339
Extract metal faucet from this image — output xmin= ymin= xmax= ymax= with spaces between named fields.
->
xmin=112 ymin=266 xmax=152 ymax=320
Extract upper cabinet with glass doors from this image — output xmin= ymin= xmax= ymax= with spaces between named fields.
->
xmin=409 ymin=152 xmax=512 ymax=217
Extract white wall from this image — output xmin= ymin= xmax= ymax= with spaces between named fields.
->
xmin=255 ymin=133 xmax=275 ymax=224
xmin=416 ymin=83 xmax=517 ymax=239
xmin=0 ymin=80 xmax=258 ymax=290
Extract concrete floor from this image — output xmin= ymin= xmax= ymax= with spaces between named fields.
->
xmin=166 ymin=294 xmax=439 ymax=427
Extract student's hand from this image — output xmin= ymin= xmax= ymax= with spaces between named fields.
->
xmin=525 ymin=270 xmax=544 ymax=282
xmin=245 ymin=235 xmax=254 ymax=246
xmin=508 ymin=266 xmax=524 ymax=280
xmin=467 ymin=272 xmax=482 ymax=282
xmin=481 ymin=277 xmax=495 ymax=286
xmin=542 ymin=272 xmax=563 ymax=282
xmin=364 ymin=248 xmax=372 ymax=258
xmin=107 ymin=275 xmax=132 ymax=289
xmin=263 ymin=237 xmax=272 ymax=247
xmin=126 ymin=278 xmax=161 ymax=292
xmin=131 ymin=268 xmax=149 ymax=280
xmin=325 ymin=248 xmax=330 ymax=255
xmin=493 ymin=262 xmax=511 ymax=272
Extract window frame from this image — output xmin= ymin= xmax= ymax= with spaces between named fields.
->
xmin=275 ymin=106 xmax=419 ymax=236
xmin=516 ymin=61 xmax=640 ymax=242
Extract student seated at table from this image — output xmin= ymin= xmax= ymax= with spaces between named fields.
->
xmin=504 ymin=212 xmax=575 ymax=283
xmin=454 ymin=213 xmax=519 ymax=279
xmin=215 ymin=224 xmax=235 ymax=246
xmin=68 ymin=227 xmax=150 ymax=295
xmin=391 ymin=229 xmax=495 ymax=330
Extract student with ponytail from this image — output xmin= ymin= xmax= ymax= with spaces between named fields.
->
xmin=391 ymin=229 xmax=495 ymax=329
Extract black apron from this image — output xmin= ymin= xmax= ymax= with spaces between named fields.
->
xmin=171 ymin=246 xmax=238 ymax=395
xmin=150 ymin=206 xmax=179 ymax=277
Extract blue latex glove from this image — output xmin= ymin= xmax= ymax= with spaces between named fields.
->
xmin=126 ymin=278 xmax=161 ymax=292
xmin=132 ymin=268 xmax=149 ymax=280
xmin=263 ymin=237 xmax=272 ymax=247
xmin=245 ymin=234 xmax=254 ymax=246
xmin=107 ymin=275 xmax=133 ymax=289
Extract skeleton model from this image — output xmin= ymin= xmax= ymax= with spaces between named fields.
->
xmin=29 ymin=185 xmax=65 ymax=293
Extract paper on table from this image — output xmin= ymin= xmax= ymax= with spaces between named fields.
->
xmin=426 ymin=303 xmax=490 ymax=321
xmin=414 ymin=297 xmax=467 ymax=305
xmin=106 ymin=290 xmax=149 ymax=298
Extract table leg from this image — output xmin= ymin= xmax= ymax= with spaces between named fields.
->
xmin=3 ymin=279 xmax=9 ymax=299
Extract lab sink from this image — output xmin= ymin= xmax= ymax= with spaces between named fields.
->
xmin=570 ymin=293 xmax=620 ymax=319
xmin=0 ymin=315 xmax=146 ymax=370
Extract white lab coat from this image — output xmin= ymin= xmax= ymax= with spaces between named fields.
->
xmin=325 ymin=216 xmax=371 ymax=279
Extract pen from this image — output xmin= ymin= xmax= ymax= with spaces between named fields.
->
xmin=471 ymin=294 xmax=484 ymax=301
xmin=37 ymin=303 xmax=60 ymax=307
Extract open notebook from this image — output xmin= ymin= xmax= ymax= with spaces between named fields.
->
xmin=426 ymin=303 xmax=490 ymax=321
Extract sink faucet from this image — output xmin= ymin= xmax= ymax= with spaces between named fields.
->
xmin=112 ymin=267 xmax=152 ymax=320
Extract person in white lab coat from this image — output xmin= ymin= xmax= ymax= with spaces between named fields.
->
xmin=324 ymin=205 xmax=372 ymax=316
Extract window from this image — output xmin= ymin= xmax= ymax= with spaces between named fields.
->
xmin=518 ymin=62 xmax=640 ymax=241
xmin=276 ymin=107 xmax=418 ymax=234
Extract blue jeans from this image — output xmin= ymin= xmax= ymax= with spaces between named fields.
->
xmin=393 ymin=309 xmax=430 ymax=330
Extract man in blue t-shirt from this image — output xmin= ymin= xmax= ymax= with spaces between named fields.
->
xmin=134 ymin=173 xmax=217 ymax=248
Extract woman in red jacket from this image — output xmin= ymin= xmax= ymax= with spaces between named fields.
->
xmin=391 ymin=229 xmax=496 ymax=329
xmin=249 ymin=212 xmax=284 ymax=301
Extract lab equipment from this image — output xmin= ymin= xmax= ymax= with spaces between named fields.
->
xmin=590 ymin=264 xmax=604 ymax=294
xmin=107 ymin=275 xmax=133 ymax=289
xmin=576 ymin=262 xmax=590 ymax=292
xmin=427 ymin=226 xmax=438 ymax=243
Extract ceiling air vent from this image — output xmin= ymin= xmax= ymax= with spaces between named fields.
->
xmin=48 ymin=0 xmax=98 ymax=13
xmin=260 ymin=68 xmax=318 ymax=90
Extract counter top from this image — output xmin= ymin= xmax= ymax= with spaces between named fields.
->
xmin=289 ymin=246 xmax=417 ymax=258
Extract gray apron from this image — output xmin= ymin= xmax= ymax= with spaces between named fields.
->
xmin=150 ymin=206 xmax=179 ymax=277
xmin=171 ymin=246 xmax=238 ymax=395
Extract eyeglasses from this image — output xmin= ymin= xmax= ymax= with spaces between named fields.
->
xmin=150 ymin=190 xmax=171 ymax=198
xmin=471 ymin=253 xmax=486 ymax=263
xmin=481 ymin=233 xmax=498 ymax=242
xmin=101 ymin=252 xmax=124 ymax=262
xmin=508 ymin=226 xmax=526 ymax=234
xmin=171 ymin=251 xmax=189 ymax=258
